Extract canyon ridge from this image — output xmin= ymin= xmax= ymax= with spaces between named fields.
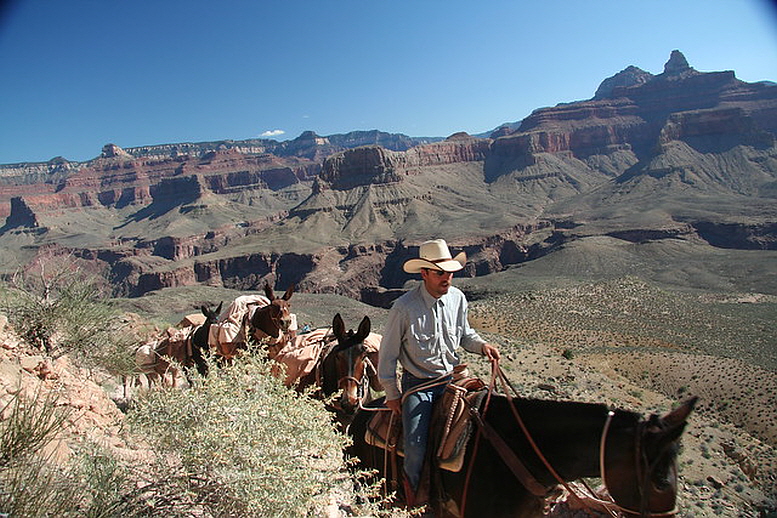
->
xmin=0 ymin=50 xmax=775 ymax=303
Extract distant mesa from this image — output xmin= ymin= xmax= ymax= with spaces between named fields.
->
xmin=48 ymin=156 xmax=70 ymax=165
xmin=446 ymin=131 xmax=474 ymax=141
xmin=3 ymin=197 xmax=41 ymax=231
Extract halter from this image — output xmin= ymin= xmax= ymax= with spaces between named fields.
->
xmin=341 ymin=354 xmax=375 ymax=401
xmin=324 ymin=340 xmax=375 ymax=413
xmin=251 ymin=302 xmax=290 ymax=341
xmin=476 ymin=362 xmax=678 ymax=518
xmin=598 ymin=411 xmax=679 ymax=517
xmin=267 ymin=302 xmax=290 ymax=332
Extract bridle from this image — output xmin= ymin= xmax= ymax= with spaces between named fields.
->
xmin=252 ymin=301 xmax=291 ymax=340
xmin=598 ymin=411 xmax=678 ymax=517
xmin=267 ymin=302 xmax=291 ymax=332
xmin=329 ymin=342 xmax=376 ymax=412
xmin=465 ymin=361 xmax=678 ymax=518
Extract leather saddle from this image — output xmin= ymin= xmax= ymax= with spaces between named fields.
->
xmin=365 ymin=366 xmax=488 ymax=473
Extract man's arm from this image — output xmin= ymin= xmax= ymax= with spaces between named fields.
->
xmin=458 ymin=292 xmax=500 ymax=360
xmin=377 ymin=305 xmax=405 ymax=403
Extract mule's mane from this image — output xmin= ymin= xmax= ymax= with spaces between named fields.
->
xmin=494 ymin=394 xmax=640 ymax=421
xmin=485 ymin=393 xmax=643 ymax=439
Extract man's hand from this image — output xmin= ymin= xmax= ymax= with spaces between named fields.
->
xmin=482 ymin=343 xmax=501 ymax=361
xmin=385 ymin=398 xmax=401 ymax=415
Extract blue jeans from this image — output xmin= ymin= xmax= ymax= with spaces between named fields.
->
xmin=401 ymin=372 xmax=450 ymax=491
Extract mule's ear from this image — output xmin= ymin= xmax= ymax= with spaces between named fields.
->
xmin=264 ymin=282 xmax=274 ymax=300
xmin=201 ymin=305 xmax=208 ymax=315
xmin=283 ymin=284 xmax=295 ymax=301
xmin=662 ymin=396 xmax=698 ymax=429
xmin=332 ymin=313 xmax=345 ymax=339
xmin=216 ymin=301 xmax=223 ymax=314
xmin=648 ymin=396 xmax=698 ymax=450
xmin=356 ymin=316 xmax=371 ymax=341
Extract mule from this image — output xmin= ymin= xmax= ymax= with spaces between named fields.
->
xmin=190 ymin=301 xmax=222 ymax=377
xmin=348 ymin=370 xmax=697 ymax=518
xmin=303 ymin=313 xmax=381 ymax=419
xmin=249 ymin=282 xmax=295 ymax=353
xmin=133 ymin=302 xmax=223 ymax=388
xmin=211 ymin=283 xmax=295 ymax=362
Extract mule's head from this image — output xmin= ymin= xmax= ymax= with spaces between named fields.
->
xmin=200 ymin=301 xmax=223 ymax=325
xmin=322 ymin=313 xmax=373 ymax=415
xmin=253 ymin=283 xmax=295 ymax=335
xmin=606 ymin=396 xmax=697 ymax=517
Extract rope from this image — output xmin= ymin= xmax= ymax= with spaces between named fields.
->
xmin=459 ymin=358 xmax=498 ymax=516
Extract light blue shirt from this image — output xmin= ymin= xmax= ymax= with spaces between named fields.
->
xmin=378 ymin=283 xmax=486 ymax=401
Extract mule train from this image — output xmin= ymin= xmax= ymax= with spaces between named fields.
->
xmin=131 ymin=283 xmax=382 ymax=418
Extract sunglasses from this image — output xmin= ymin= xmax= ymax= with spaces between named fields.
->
xmin=423 ymin=268 xmax=453 ymax=277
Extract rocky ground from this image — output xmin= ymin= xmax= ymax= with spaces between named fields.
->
xmin=0 ymin=314 xmax=150 ymax=469
xmin=1 ymin=276 xmax=776 ymax=517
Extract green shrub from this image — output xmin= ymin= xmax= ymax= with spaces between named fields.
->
xmin=0 ymin=260 xmax=138 ymax=377
xmin=0 ymin=388 xmax=71 ymax=469
xmin=0 ymin=390 xmax=167 ymax=517
xmin=0 ymin=390 xmax=76 ymax=516
xmin=126 ymin=355 xmax=356 ymax=517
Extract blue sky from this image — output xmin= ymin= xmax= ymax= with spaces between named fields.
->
xmin=1 ymin=0 xmax=776 ymax=164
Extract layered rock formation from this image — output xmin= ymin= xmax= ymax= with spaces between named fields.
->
xmin=1 ymin=51 xmax=775 ymax=302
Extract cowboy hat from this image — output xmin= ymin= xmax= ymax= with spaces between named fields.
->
xmin=403 ymin=239 xmax=466 ymax=274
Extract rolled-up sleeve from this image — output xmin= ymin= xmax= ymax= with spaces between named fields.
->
xmin=458 ymin=296 xmax=486 ymax=354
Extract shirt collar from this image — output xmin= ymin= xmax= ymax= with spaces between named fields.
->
xmin=419 ymin=283 xmax=444 ymax=310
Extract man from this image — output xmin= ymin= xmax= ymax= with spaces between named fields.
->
xmin=378 ymin=239 xmax=500 ymax=505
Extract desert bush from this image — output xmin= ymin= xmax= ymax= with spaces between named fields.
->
xmin=0 ymin=390 xmax=77 ymax=516
xmin=0 ymin=390 xmax=165 ymax=517
xmin=0 ymin=260 xmax=138 ymax=377
xmin=125 ymin=354 xmax=362 ymax=517
xmin=0 ymin=388 xmax=70 ymax=468
xmin=0 ymin=449 xmax=82 ymax=517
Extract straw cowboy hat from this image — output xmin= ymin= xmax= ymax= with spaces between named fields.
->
xmin=403 ymin=239 xmax=467 ymax=274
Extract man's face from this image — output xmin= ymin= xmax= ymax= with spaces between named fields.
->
xmin=421 ymin=268 xmax=454 ymax=298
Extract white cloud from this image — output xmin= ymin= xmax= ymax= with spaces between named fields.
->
xmin=260 ymin=129 xmax=285 ymax=138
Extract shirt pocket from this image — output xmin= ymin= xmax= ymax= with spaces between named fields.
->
xmin=409 ymin=316 xmax=435 ymax=350
xmin=443 ymin=321 xmax=461 ymax=343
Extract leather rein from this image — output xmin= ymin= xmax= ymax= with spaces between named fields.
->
xmin=462 ymin=360 xmax=677 ymax=518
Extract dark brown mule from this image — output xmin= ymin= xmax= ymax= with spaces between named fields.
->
xmin=190 ymin=301 xmax=222 ymax=377
xmin=307 ymin=313 xmax=381 ymax=419
xmin=134 ymin=302 xmax=223 ymax=388
xmin=348 ymin=381 xmax=697 ymax=518
xmin=249 ymin=283 xmax=295 ymax=353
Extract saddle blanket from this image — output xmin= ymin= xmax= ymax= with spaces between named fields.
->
xmin=273 ymin=329 xmax=382 ymax=388
xmin=212 ymin=294 xmax=271 ymax=346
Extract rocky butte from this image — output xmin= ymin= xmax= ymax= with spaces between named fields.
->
xmin=0 ymin=50 xmax=775 ymax=303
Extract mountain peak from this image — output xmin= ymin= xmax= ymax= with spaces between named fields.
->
xmin=663 ymin=49 xmax=691 ymax=75
xmin=594 ymin=65 xmax=653 ymax=99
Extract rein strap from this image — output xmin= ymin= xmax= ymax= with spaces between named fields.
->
xmin=468 ymin=404 xmax=548 ymax=496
